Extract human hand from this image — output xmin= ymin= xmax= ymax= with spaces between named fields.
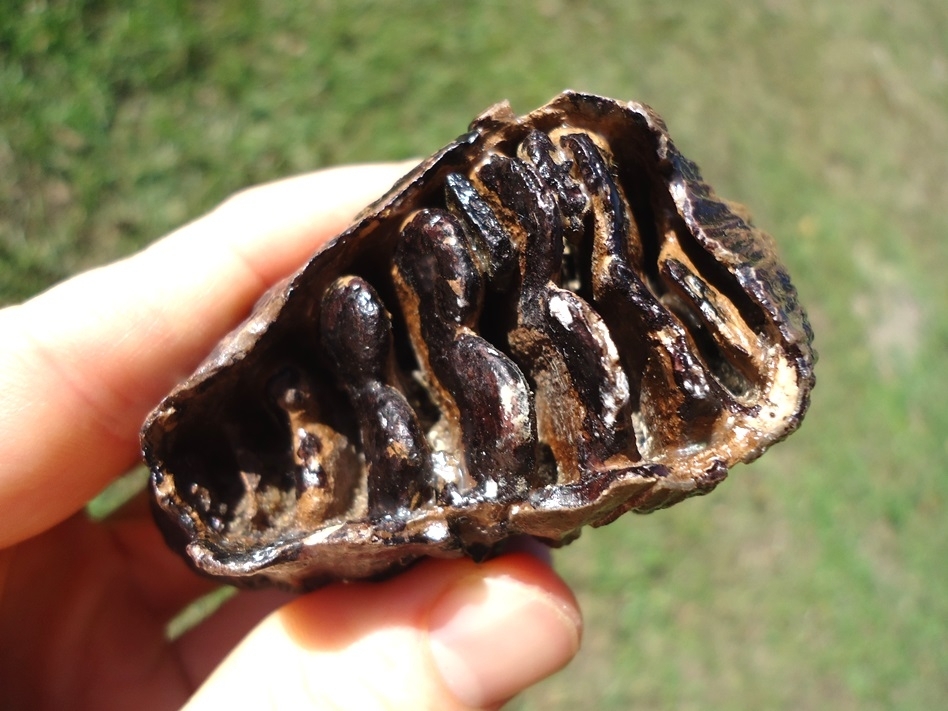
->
xmin=0 ymin=164 xmax=582 ymax=710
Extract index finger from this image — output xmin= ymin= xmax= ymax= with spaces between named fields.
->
xmin=0 ymin=162 xmax=415 ymax=547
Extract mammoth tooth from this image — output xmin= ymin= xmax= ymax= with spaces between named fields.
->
xmin=141 ymin=91 xmax=816 ymax=590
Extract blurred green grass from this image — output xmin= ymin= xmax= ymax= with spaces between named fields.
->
xmin=3 ymin=0 xmax=947 ymax=708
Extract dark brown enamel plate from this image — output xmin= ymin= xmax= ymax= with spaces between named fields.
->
xmin=141 ymin=92 xmax=816 ymax=590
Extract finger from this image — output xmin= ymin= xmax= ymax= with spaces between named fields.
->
xmin=173 ymin=587 xmax=296 ymax=686
xmin=171 ymin=535 xmax=555 ymax=690
xmin=0 ymin=162 xmax=415 ymax=547
xmin=0 ymin=514 xmax=189 ymax=711
xmin=0 ymin=507 xmax=285 ymax=711
xmin=181 ymin=553 xmax=582 ymax=711
xmin=102 ymin=493 xmax=223 ymax=617
xmin=1 ymin=504 xmax=217 ymax=648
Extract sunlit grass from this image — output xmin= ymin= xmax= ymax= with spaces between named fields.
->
xmin=2 ymin=1 xmax=946 ymax=708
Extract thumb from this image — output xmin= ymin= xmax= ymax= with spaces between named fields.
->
xmin=183 ymin=551 xmax=582 ymax=711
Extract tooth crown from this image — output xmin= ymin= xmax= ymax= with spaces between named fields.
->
xmin=141 ymin=92 xmax=816 ymax=590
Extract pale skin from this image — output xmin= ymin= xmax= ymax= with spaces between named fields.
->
xmin=0 ymin=163 xmax=583 ymax=710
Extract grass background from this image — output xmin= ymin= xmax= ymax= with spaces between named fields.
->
xmin=3 ymin=0 xmax=947 ymax=708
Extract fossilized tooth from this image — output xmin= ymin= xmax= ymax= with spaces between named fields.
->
xmin=141 ymin=91 xmax=816 ymax=590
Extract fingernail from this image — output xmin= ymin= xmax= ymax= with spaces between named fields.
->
xmin=428 ymin=574 xmax=582 ymax=707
